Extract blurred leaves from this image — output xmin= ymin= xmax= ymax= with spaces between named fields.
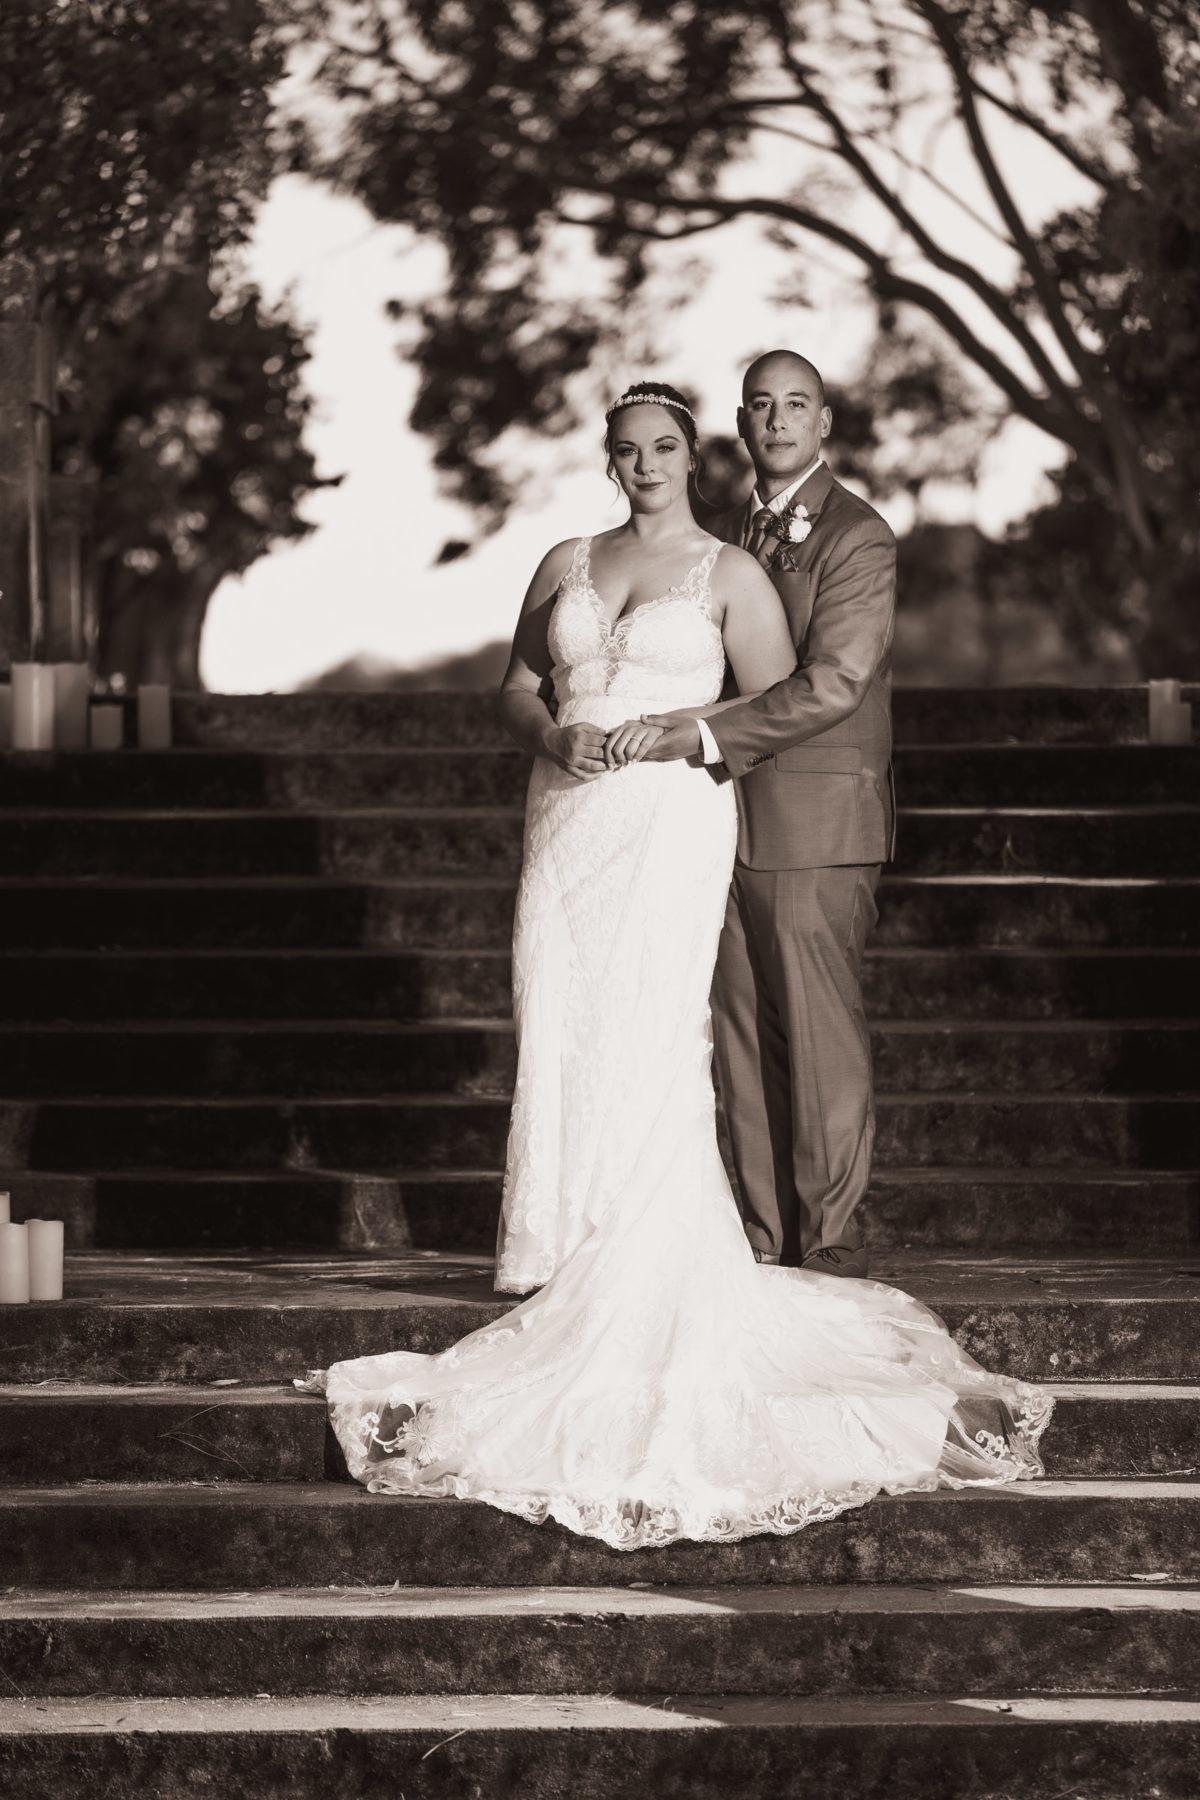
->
xmin=303 ymin=0 xmax=1200 ymax=670
xmin=1 ymin=0 xmax=331 ymax=683
xmin=55 ymin=267 xmax=337 ymax=685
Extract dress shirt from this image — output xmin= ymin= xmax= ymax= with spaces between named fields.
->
xmin=695 ymin=460 xmax=825 ymax=765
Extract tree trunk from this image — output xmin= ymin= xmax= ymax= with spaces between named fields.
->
xmin=98 ymin=563 xmax=223 ymax=690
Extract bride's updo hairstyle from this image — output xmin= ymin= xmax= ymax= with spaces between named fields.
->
xmin=603 ymin=380 xmax=711 ymax=504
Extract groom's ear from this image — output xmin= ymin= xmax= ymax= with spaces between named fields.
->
xmin=819 ymin=403 xmax=833 ymax=443
xmin=735 ymin=404 xmax=750 ymax=446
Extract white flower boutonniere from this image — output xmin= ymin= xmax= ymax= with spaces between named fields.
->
xmin=786 ymin=507 xmax=813 ymax=544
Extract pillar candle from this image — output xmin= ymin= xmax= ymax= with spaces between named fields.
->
xmin=1148 ymin=680 xmax=1182 ymax=742
xmin=0 ymin=1221 xmax=30 ymax=1303
xmin=26 ymin=1218 xmax=64 ymax=1300
xmin=137 ymin=684 xmax=172 ymax=749
xmin=0 ymin=684 xmax=11 ymax=749
xmin=1158 ymin=701 xmax=1193 ymax=746
xmin=0 ymin=1191 xmax=9 ymax=1225
xmin=90 ymin=703 xmax=124 ymax=750
xmin=11 ymin=663 xmax=56 ymax=750
xmin=52 ymin=661 xmax=90 ymax=750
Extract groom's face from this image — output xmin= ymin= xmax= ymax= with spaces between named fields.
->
xmin=737 ymin=356 xmax=831 ymax=495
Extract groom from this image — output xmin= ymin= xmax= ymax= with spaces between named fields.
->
xmin=643 ymin=349 xmax=896 ymax=1278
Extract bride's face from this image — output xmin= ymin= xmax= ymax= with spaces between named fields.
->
xmin=608 ymin=406 xmax=692 ymax=513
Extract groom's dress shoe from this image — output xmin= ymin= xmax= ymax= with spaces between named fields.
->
xmin=801 ymin=1244 xmax=869 ymax=1279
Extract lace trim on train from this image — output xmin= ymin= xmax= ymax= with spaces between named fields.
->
xmin=297 ymin=1372 xmax=1055 ymax=1554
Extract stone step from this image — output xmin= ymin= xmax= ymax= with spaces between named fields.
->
xmin=3 ymin=1093 xmax=1191 ymax=1174
xmin=0 ymin=749 xmax=534 ymax=812
xmin=3 ymin=1583 xmax=1198 ymax=1701
xmin=1 ymin=804 xmax=1197 ymax=879
xmin=4 ymin=1480 xmax=1200 ymax=1591
xmin=3 ymin=1254 xmax=1197 ymax=1384
xmin=6 ymin=1690 xmax=1200 ymax=1800
xmin=1 ymin=1020 xmax=1194 ymax=1099
xmin=1 ymin=744 xmax=1196 ymax=813
xmin=2 ymin=948 xmax=1196 ymax=1021
xmin=3 ymin=875 xmax=1194 ymax=952
xmin=0 ymin=1381 xmax=1193 ymax=1487
xmin=4 ymin=1167 xmax=1192 ymax=1256
xmin=165 ymin=685 xmax=1198 ymax=749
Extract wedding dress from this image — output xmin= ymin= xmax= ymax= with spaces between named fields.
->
xmin=301 ymin=534 xmax=1052 ymax=1550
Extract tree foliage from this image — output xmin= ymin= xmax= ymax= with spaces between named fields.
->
xmin=55 ymin=267 xmax=335 ymax=686
xmin=308 ymin=0 xmax=1200 ymax=670
xmin=0 ymin=0 xmax=329 ymax=683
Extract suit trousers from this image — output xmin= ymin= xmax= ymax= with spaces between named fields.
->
xmin=711 ymin=861 xmax=881 ymax=1264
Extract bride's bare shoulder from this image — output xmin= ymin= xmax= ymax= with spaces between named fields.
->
xmin=712 ymin=542 xmax=759 ymax=571
xmin=710 ymin=542 xmax=775 ymax=588
xmin=520 ymin=537 xmax=583 ymax=604
xmin=708 ymin=542 xmax=782 ymax=625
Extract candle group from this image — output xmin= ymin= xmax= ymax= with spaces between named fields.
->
xmin=3 ymin=668 xmax=174 ymax=751
xmin=0 ymin=1197 xmax=65 ymax=1302
xmin=1148 ymin=680 xmax=1193 ymax=746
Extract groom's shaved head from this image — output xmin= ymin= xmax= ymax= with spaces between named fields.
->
xmin=743 ymin=350 xmax=825 ymax=406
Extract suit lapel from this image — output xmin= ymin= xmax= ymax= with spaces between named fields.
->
xmin=795 ymin=462 xmax=835 ymax=521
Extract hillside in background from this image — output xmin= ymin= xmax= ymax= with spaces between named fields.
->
xmin=299 ymin=525 xmax=1138 ymax=694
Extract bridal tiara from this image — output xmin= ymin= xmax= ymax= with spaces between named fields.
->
xmin=605 ymin=390 xmax=696 ymax=422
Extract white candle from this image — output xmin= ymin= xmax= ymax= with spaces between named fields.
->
xmin=52 ymin=662 xmax=90 ymax=750
xmin=0 ymin=684 xmax=11 ymax=749
xmin=137 ymin=684 xmax=172 ymax=749
xmin=11 ymin=663 xmax=56 ymax=750
xmin=90 ymin=703 xmax=124 ymax=750
xmin=26 ymin=1218 xmax=64 ymax=1300
xmin=0 ymin=1221 xmax=30 ymax=1303
xmin=1148 ymin=680 xmax=1182 ymax=742
xmin=0 ymin=1191 xmax=9 ymax=1225
xmin=1158 ymin=701 xmax=1193 ymax=746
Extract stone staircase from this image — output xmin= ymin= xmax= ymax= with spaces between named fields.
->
xmin=0 ymin=685 xmax=1198 ymax=1796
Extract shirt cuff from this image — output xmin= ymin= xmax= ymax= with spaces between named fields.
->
xmin=696 ymin=718 xmax=723 ymax=765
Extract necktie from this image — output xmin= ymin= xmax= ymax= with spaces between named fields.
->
xmin=745 ymin=506 xmax=776 ymax=562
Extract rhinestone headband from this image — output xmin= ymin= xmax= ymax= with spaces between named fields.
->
xmin=605 ymin=390 xmax=696 ymax=422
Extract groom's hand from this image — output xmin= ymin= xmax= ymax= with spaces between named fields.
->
xmin=604 ymin=720 xmax=665 ymax=767
xmin=639 ymin=714 xmax=702 ymax=762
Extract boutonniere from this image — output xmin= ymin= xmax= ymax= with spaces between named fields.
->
xmin=785 ymin=505 xmax=812 ymax=544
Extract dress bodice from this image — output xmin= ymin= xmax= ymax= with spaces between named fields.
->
xmin=548 ymin=536 xmax=726 ymax=713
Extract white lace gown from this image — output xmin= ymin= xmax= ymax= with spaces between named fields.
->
xmin=303 ymin=535 xmax=1053 ymax=1550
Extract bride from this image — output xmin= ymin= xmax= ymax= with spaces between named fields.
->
xmin=302 ymin=382 xmax=1052 ymax=1550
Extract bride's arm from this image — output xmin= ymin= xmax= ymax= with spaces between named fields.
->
xmin=712 ymin=548 xmax=799 ymax=702
xmin=499 ymin=541 xmax=609 ymax=781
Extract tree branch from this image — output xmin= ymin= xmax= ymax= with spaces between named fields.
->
xmin=913 ymin=0 xmax=1155 ymax=546
xmin=766 ymin=40 xmax=1080 ymax=413
xmin=913 ymin=0 xmax=1094 ymax=386
xmin=571 ymin=177 xmax=1097 ymax=460
xmin=966 ymin=75 xmax=1116 ymax=191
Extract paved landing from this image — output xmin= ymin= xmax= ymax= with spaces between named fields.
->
xmin=45 ymin=1248 xmax=1200 ymax=1309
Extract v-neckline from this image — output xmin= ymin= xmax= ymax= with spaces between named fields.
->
xmin=580 ymin=536 xmax=720 ymax=634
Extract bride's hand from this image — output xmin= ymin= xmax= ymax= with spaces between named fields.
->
xmin=545 ymin=722 xmax=609 ymax=780
xmin=604 ymin=720 xmax=665 ymax=768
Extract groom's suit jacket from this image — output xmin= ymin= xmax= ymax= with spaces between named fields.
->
xmin=708 ymin=463 xmax=896 ymax=871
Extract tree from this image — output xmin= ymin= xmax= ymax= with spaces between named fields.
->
xmin=0 ymin=0 xmax=331 ymax=684
xmin=55 ymin=267 xmax=335 ymax=687
xmin=0 ymin=0 xmax=287 ymax=304
xmin=306 ymin=0 xmax=1200 ymax=671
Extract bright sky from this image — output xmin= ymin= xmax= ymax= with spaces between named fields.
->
xmin=201 ymin=35 xmax=1084 ymax=692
